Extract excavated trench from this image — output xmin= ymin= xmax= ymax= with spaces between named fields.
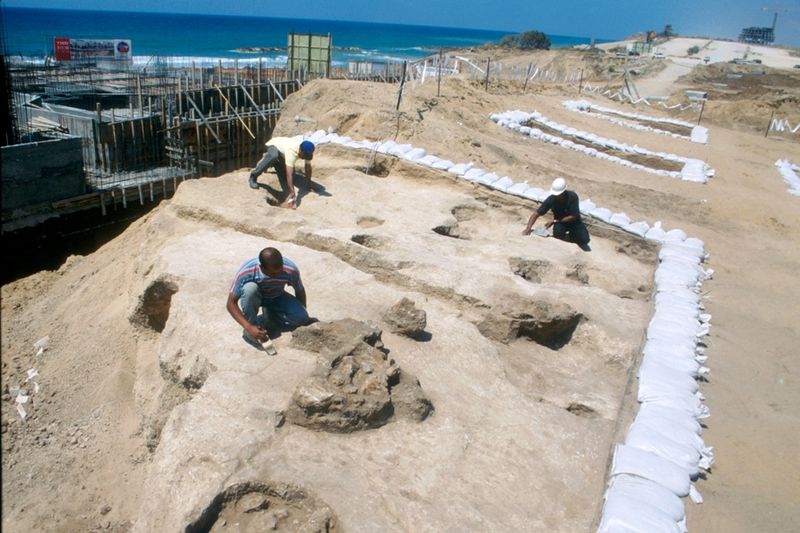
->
xmin=521 ymin=119 xmax=685 ymax=172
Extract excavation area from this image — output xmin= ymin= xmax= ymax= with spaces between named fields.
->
xmin=2 ymin=144 xmax=655 ymax=532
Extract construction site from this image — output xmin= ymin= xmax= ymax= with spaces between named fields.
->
xmin=2 ymin=22 xmax=799 ymax=532
xmin=0 ymin=31 xmax=419 ymax=282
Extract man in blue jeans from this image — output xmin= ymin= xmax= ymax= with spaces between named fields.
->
xmin=226 ymin=247 xmax=310 ymax=345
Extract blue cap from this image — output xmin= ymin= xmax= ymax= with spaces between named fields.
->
xmin=300 ymin=140 xmax=315 ymax=159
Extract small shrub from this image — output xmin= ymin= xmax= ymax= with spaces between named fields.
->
xmin=687 ymin=45 xmax=700 ymax=55
xmin=499 ymin=30 xmax=551 ymax=50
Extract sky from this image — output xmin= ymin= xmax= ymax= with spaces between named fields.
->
xmin=3 ymin=0 xmax=800 ymax=46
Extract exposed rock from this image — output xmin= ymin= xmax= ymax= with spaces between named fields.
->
xmin=389 ymin=370 xmax=433 ymax=422
xmin=291 ymin=318 xmax=383 ymax=358
xmin=566 ymin=263 xmax=590 ymax=285
xmin=382 ymin=298 xmax=427 ymax=338
xmin=509 ymin=257 xmax=553 ymax=283
xmin=186 ymin=481 xmax=338 ymax=533
xmin=476 ymin=300 xmax=584 ymax=349
xmin=286 ymin=320 xmax=432 ymax=432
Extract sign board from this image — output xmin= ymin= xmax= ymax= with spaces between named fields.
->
xmin=287 ymin=33 xmax=331 ymax=76
xmin=53 ymin=37 xmax=132 ymax=61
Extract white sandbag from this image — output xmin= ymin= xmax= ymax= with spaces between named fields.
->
xmin=476 ymin=172 xmax=500 ymax=185
xmin=637 ymin=403 xmax=703 ymax=436
xmin=448 ymin=162 xmax=473 ymax=176
xmin=579 ymin=199 xmax=597 ymax=213
xmin=387 ymin=143 xmax=413 ymax=157
xmin=403 ymin=147 xmax=426 ymax=161
xmin=663 ymin=229 xmax=688 ymax=242
xmin=639 ymin=358 xmax=699 ymax=394
xmin=623 ymin=221 xmax=650 ymax=237
xmin=625 ymin=422 xmax=702 ymax=477
xmin=417 ymin=155 xmax=441 ymax=167
xmin=491 ymin=176 xmax=515 ymax=192
xmin=643 ymin=348 xmax=702 ymax=376
xmin=523 ymin=187 xmax=548 ymax=201
xmin=645 ymin=225 xmax=667 ymax=242
xmin=463 ymin=168 xmax=486 ymax=182
xmin=376 ymin=140 xmax=396 ymax=154
xmin=640 ymin=392 xmax=710 ymax=419
xmin=598 ymin=489 xmax=685 ymax=533
xmin=431 ymin=159 xmax=455 ymax=170
xmin=606 ymin=474 xmax=686 ymax=522
xmin=610 ymin=212 xmax=632 ymax=227
xmin=507 ymin=182 xmax=530 ymax=196
xmin=634 ymin=411 xmax=708 ymax=457
xmin=610 ymin=444 xmax=691 ymax=497
xmin=590 ymin=207 xmax=613 ymax=223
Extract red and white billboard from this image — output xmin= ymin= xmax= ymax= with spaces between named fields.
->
xmin=53 ymin=38 xmax=132 ymax=61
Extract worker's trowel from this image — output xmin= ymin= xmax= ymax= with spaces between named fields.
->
xmin=262 ymin=337 xmax=278 ymax=356
xmin=532 ymin=227 xmax=549 ymax=238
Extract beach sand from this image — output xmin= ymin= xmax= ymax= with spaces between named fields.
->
xmin=1 ymin=37 xmax=799 ymax=532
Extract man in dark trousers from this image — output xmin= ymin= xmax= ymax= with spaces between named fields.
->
xmin=248 ymin=137 xmax=315 ymax=208
xmin=522 ymin=177 xmax=591 ymax=251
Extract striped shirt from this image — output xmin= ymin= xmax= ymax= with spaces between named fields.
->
xmin=229 ymin=257 xmax=304 ymax=300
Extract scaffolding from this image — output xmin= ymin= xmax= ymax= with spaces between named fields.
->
xmin=3 ymin=58 xmax=301 ymax=226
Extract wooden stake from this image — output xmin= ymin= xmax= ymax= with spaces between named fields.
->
xmin=764 ymin=108 xmax=775 ymax=138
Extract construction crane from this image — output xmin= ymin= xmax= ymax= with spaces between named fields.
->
xmin=762 ymin=6 xmax=790 ymax=32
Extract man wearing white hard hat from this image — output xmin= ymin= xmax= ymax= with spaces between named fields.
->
xmin=522 ymin=178 xmax=591 ymax=251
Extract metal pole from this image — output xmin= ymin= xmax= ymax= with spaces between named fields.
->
xmin=484 ymin=57 xmax=490 ymax=91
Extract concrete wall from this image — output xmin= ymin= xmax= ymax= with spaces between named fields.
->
xmin=1 ymin=137 xmax=86 ymax=211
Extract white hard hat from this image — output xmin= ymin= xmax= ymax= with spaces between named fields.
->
xmin=549 ymin=177 xmax=567 ymax=196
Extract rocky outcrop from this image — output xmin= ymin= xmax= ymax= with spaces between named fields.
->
xmin=286 ymin=319 xmax=433 ymax=432
xmin=477 ymin=300 xmax=584 ymax=349
xmin=382 ymin=297 xmax=427 ymax=338
xmin=185 ymin=481 xmax=338 ymax=533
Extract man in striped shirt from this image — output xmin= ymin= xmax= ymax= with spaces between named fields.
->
xmin=226 ymin=247 xmax=309 ymax=344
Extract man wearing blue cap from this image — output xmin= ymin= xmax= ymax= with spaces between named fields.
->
xmin=249 ymin=137 xmax=315 ymax=208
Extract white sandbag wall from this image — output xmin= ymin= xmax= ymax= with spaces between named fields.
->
xmin=774 ymin=160 xmax=800 ymax=196
xmin=297 ymin=128 xmax=713 ymax=532
xmin=563 ymin=100 xmax=709 ymax=144
xmin=490 ymin=110 xmax=714 ymax=183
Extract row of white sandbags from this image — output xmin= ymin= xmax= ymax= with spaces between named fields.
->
xmin=490 ymin=110 xmax=714 ymax=183
xmin=299 ymin=131 xmax=707 ymax=248
xmin=562 ymin=100 xmax=709 ymax=145
xmin=299 ymin=128 xmax=713 ymax=531
xmin=599 ymin=240 xmax=714 ymax=533
xmin=774 ymin=159 xmax=800 ymax=197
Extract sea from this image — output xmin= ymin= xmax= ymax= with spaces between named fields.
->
xmin=2 ymin=7 xmax=606 ymax=68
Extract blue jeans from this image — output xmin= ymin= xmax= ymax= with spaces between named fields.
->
xmin=240 ymin=282 xmax=309 ymax=328
xmin=250 ymin=145 xmax=287 ymax=184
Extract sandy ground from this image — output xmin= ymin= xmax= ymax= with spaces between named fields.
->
xmin=2 ymin=39 xmax=800 ymax=532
